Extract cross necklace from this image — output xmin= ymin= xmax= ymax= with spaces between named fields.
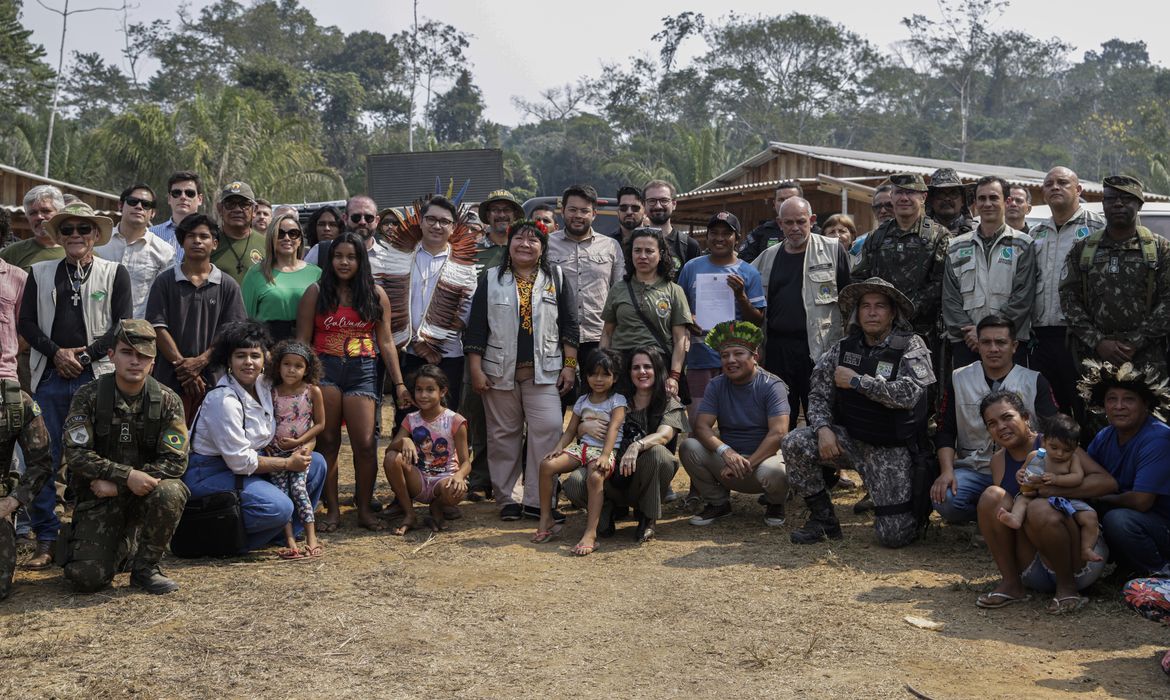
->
xmin=68 ymin=261 xmax=92 ymax=306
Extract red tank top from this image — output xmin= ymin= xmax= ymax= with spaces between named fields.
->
xmin=313 ymin=305 xmax=377 ymax=357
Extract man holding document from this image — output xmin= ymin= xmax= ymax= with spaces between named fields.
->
xmin=677 ymin=212 xmax=766 ymax=421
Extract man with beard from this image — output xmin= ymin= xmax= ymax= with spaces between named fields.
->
xmin=1031 ymin=167 xmax=1105 ymax=415
xmin=209 ymin=182 xmax=266 ymax=286
xmin=741 ymin=181 xmax=821 ymax=263
xmin=252 ymin=198 xmax=272 ymax=236
xmin=1061 ymin=175 xmax=1170 ymax=375
xmin=607 ymin=185 xmax=645 ymax=247
xmin=643 ymin=180 xmax=700 ymax=280
xmin=927 ymin=168 xmax=976 ymax=236
xmin=531 ymin=204 xmax=557 ymax=232
xmin=476 ymin=190 xmax=524 ymax=274
xmin=548 ymin=184 xmax=624 ymax=382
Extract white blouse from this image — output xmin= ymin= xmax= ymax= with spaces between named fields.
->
xmin=191 ymin=373 xmax=275 ymax=475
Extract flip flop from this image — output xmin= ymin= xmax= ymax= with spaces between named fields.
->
xmin=277 ymin=547 xmax=305 ymax=561
xmin=302 ymin=544 xmax=324 ymax=559
xmin=531 ymin=525 xmax=563 ymax=544
xmin=976 ymin=592 xmax=1031 ymax=609
xmin=571 ymin=541 xmax=600 ymax=557
xmin=317 ymin=519 xmax=340 ymax=533
xmin=1046 ymin=595 xmax=1089 ymax=615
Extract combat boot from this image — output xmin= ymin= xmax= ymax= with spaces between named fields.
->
xmin=130 ymin=564 xmax=179 ymax=595
xmin=790 ymin=490 xmax=843 ymax=545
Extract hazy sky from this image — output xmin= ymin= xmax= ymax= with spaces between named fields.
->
xmin=21 ymin=0 xmax=1170 ymax=126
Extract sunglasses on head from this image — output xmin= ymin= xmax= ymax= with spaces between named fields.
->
xmin=170 ymin=188 xmax=198 ymax=199
xmin=349 ymin=213 xmax=376 ymax=224
xmin=59 ymin=224 xmax=94 ymax=237
xmin=123 ymin=196 xmax=156 ymax=210
xmin=277 ymin=229 xmax=302 ymax=239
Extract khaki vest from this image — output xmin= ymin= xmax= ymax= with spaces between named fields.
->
xmin=29 ymin=257 xmax=119 ymax=392
xmin=481 ymin=268 xmax=564 ymax=390
xmin=953 ymin=362 xmax=1039 ymax=475
xmin=752 ymin=233 xmax=842 ymax=360
xmin=946 ymin=226 xmax=1034 ymax=340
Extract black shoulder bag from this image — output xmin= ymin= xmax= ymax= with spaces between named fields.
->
xmin=170 ymin=387 xmax=248 ymax=558
xmin=625 ymin=279 xmax=690 ymax=404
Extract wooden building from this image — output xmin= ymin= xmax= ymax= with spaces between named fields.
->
xmin=1 ymin=163 xmax=119 ymax=239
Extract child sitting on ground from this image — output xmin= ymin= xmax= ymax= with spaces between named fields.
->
xmin=383 ymin=364 xmax=470 ymax=534
xmin=997 ymin=413 xmax=1102 ymax=563
xmin=533 ymin=349 xmax=626 ymax=556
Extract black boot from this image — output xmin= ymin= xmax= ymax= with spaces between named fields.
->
xmin=790 ymin=491 xmax=843 ymax=545
xmin=130 ymin=564 xmax=180 ymax=595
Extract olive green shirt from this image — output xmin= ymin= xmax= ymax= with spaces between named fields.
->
xmin=601 ymin=277 xmax=692 ymax=353
xmin=0 ymin=238 xmax=65 ymax=272
xmin=211 ymin=231 xmax=266 ymax=286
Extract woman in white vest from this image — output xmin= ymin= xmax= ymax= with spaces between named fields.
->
xmin=464 ymin=220 xmax=580 ymax=521
xmin=16 ymin=201 xmax=133 ymax=569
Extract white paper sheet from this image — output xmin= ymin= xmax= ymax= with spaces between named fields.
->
xmin=694 ymin=273 xmax=736 ymax=331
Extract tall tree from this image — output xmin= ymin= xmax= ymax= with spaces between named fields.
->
xmin=429 ymin=69 xmax=484 ymax=145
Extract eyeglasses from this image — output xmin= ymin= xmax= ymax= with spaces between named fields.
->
xmin=170 ymin=188 xmax=198 ymax=199
xmin=423 ymin=215 xmax=454 ymax=228
xmin=349 ymin=213 xmax=376 ymax=224
xmin=58 ymin=224 xmax=94 ymax=237
xmin=123 ymin=196 xmax=156 ymax=210
xmin=277 ymin=229 xmax=302 ymax=240
xmin=618 ymin=204 xmax=642 ymax=212
xmin=222 ymin=199 xmax=253 ymax=211
xmin=644 ymin=198 xmax=672 ymax=207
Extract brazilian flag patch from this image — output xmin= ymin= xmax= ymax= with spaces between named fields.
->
xmin=162 ymin=429 xmax=187 ymax=450
xmin=31 ymin=401 xmax=41 ymax=417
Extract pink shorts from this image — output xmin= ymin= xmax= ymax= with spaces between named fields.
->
xmin=417 ymin=473 xmax=456 ymax=503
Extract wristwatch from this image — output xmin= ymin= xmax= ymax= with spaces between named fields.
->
xmin=849 ymin=375 xmax=862 ymax=390
xmin=77 ymin=351 xmax=92 ymax=367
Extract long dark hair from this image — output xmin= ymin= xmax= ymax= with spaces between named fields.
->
xmin=621 ymin=345 xmax=669 ymax=419
xmin=497 ymin=220 xmax=552 ymax=281
xmin=623 ymin=227 xmax=672 ymax=281
xmin=305 ymin=205 xmax=342 ymax=248
xmin=316 ymin=232 xmax=381 ymax=322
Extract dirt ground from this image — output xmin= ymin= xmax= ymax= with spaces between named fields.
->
xmin=2 ymin=443 xmax=1167 ymax=699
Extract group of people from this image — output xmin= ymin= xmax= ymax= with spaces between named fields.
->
xmin=0 ymin=168 xmax=1166 ymax=661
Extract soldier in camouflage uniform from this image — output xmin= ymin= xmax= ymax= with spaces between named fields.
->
xmin=782 ymin=278 xmax=935 ymax=548
xmin=926 ymin=168 xmax=977 ymax=236
xmin=0 ymin=382 xmax=54 ymax=600
xmin=60 ymin=320 xmax=189 ymax=594
xmin=1060 ymin=175 xmax=1170 ymax=376
xmin=851 ymin=173 xmax=950 ymax=340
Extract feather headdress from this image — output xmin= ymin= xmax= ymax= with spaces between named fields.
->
xmin=704 ymin=321 xmax=764 ymax=352
xmin=379 ymin=199 xmax=479 ymax=355
xmin=1077 ymin=359 xmax=1170 ymax=421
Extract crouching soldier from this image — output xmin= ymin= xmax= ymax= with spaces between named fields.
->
xmin=782 ymin=278 xmax=935 ymax=548
xmin=60 ymin=320 xmax=189 ymax=594
xmin=0 ymin=382 xmax=54 ymax=600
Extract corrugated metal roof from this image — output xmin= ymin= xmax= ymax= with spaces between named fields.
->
xmin=689 ymin=141 xmax=1165 ymax=200
xmin=0 ymin=163 xmax=118 ymax=201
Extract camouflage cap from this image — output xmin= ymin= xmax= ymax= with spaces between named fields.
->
xmin=114 ymin=319 xmax=157 ymax=358
xmin=888 ymin=173 xmax=927 ymax=192
xmin=927 ymin=168 xmax=965 ymax=190
xmin=1103 ymin=175 xmax=1145 ymax=202
xmin=218 ymin=181 xmax=256 ymax=204
xmin=707 ymin=211 xmax=741 ymax=233
xmin=478 ymin=189 xmax=524 ymax=220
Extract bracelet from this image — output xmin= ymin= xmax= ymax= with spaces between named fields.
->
xmin=395 ymin=382 xmax=406 ymax=387
xmin=563 ymin=356 xmax=578 ymax=368
xmin=716 ymin=444 xmax=731 ymax=456
xmin=669 ymin=370 xmax=681 ymax=381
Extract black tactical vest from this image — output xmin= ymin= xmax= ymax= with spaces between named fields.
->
xmin=93 ymin=373 xmax=164 ymax=468
xmin=834 ymin=331 xmax=925 ymax=446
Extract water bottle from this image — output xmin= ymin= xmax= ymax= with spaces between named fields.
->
xmin=1023 ymin=448 xmax=1046 ymax=490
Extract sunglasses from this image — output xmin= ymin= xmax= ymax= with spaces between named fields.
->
xmin=222 ymin=199 xmax=253 ymax=211
xmin=349 ymin=213 xmax=376 ymax=224
xmin=123 ymin=196 xmax=156 ymax=210
xmin=277 ymin=229 xmax=302 ymax=240
xmin=59 ymin=224 xmax=94 ymax=237
xmin=170 ymin=188 xmax=198 ymax=199
xmin=618 ymin=204 xmax=642 ymax=212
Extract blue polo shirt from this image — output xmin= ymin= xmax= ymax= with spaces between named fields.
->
xmin=1087 ymin=416 xmax=1170 ymax=519
xmin=677 ymin=256 xmax=766 ymax=369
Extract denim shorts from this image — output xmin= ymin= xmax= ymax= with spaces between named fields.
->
xmin=319 ymin=354 xmax=379 ymax=400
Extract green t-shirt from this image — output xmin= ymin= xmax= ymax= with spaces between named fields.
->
xmin=601 ymin=277 xmax=692 ymax=352
xmin=211 ymin=231 xmax=267 ymax=286
xmin=0 ymin=238 xmax=65 ymax=271
xmin=242 ymin=263 xmax=322 ymax=322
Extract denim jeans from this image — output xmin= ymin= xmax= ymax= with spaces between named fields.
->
xmin=932 ymin=467 xmax=993 ymax=524
xmin=1102 ymin=507 xmax=1170 ymax=575
xmin=28 ymin=366 xmax=95 ymax=542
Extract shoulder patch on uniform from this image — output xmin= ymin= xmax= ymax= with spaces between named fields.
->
xmin=910 ymin=360 xmax=929 ymax=380
xmin=65 ymin=414 xmax=87 ymax=426
xmin=162 ymin=429 xmax=186 ymax=450
xmin=875 ymin=361 xmax=894 ymax=379
xmin=67 ymin=424 xmax=90 ymax=445
xmin=30 ymin=400 xmax=41 ymax=417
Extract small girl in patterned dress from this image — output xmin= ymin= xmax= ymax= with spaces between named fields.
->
xmin=265 ymin=340 xmax=326 ymax=559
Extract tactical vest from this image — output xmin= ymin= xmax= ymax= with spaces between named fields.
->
xmin=834 ymin=331 xmax=925 ymax=446
xmin=1079 ymin=226 xmax=1160 ymax=310
xmin=0 ymin=379 xmax=24 ymax=497
xmin=92 ymin=373 xmax=164 ymax=468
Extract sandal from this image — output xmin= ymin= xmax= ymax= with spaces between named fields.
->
xmin=635 ymin=517 xmax=655 ymax=543
xmin=531 ymin=525 xmax=563 ymax=544
xmin=302 ymin=544 xmax=324 ymax=559
xmin=1046 ymin=595 xmax=1088 ymax=615
xmin=317 ymin=519 xmax=340 ymax=533
xmin=975 ymin=592 xmax=1030 ymax=609
xmin=571 ymin=541 xmax=600 ymax=557
xmin=278 ymin=547 xmax=305 ymax=560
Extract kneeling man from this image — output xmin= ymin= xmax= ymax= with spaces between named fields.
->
xmin=782 ymin=278 xmax=935 ymax=547
xmin=61 ymin=320 xmax=190 ymax=594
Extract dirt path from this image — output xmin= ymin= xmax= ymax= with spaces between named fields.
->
xmin=2 ymin=464 xmax=1165 ymax=699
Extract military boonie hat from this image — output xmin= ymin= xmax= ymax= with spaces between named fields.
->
xmin=218 ymin=181 xmax=256 ymax=204
xmin=1103 ymin=175 xmax=1145 ymax=202
xmin=838 ymin=277 xmax=915 ymax=321
xmin=888 ymin=173 xmax=927 ymax=192
xmin=707 ymin=211 xmax=741 ymax=233
xmin=478 ymin=189 xmax=524 ymax=221
xmin=115 ymin=319 xmax=157 ymax=358
xmin=927 ymin=168 xmax=965 ymax=190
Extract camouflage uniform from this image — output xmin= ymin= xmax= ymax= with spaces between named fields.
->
xmin=851 ymin=215 xmax=950 ymax=338
xmin=61 ymin=373 xmax=189 ymax=592
xmin=0 ymin=381 xmax=54 ymax=600
xmin=1059 ymin=227 xmax=1170 ymax=375
xmin=783 ymin=332 xmax=935 ymax=548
